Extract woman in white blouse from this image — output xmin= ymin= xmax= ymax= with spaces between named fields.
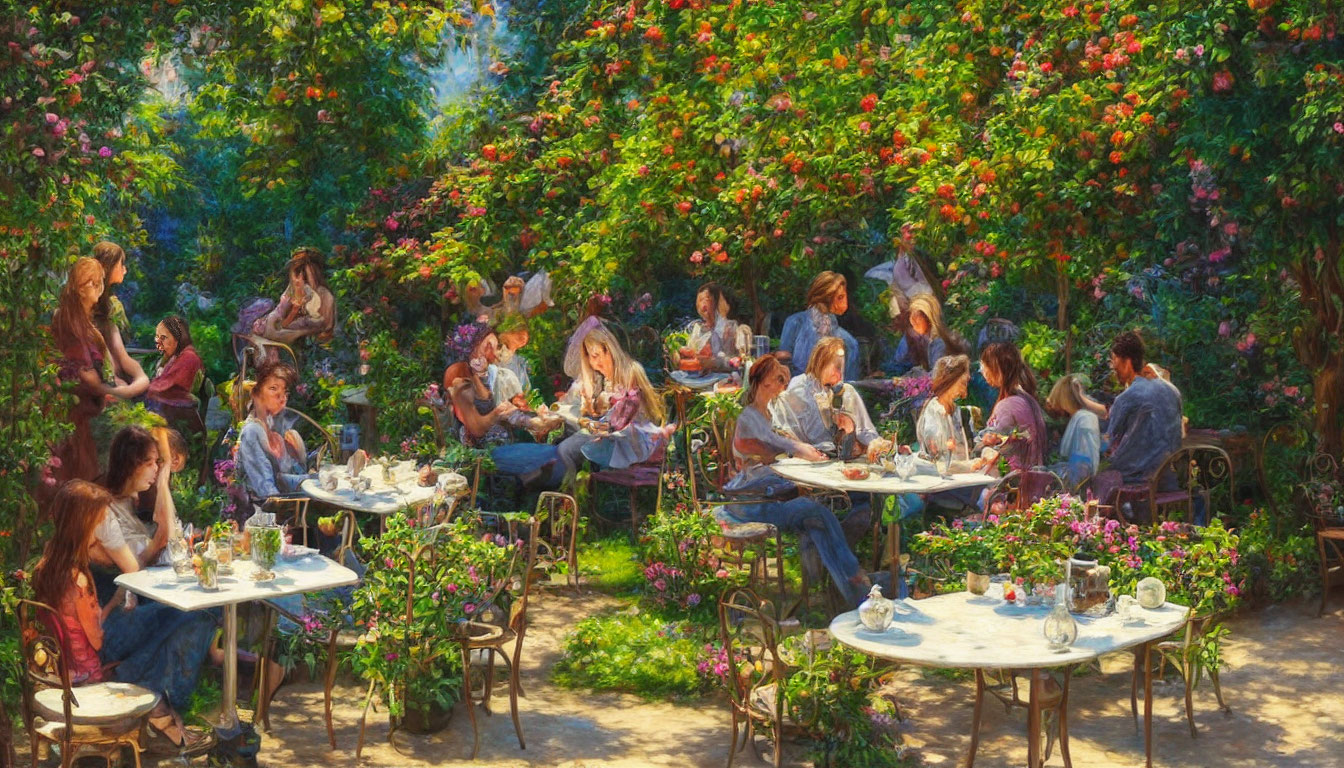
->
xmin=916 ymin=354 xmax=985 ymax=469
xmin=779 ymin=337 xmax=892 ymax=461
xmin=726 ymin=354 xmax=869 ymax=606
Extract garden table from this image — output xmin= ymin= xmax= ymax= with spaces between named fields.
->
xmin=769 ymin=457 xmax=995 ymax=590
xmin=830 ymin=590 xmax=1188 ymax=768
xmin=300 ymin=458 xmax=436 ymax=533
xmin=115 ymin=556 xmax=359 ymax=762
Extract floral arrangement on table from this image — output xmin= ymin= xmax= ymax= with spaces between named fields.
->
xmin=347 ymin=511 xmax=524 ymax=722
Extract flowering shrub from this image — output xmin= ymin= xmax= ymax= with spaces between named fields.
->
xmin=639 ymin=470 xmax=739 ymax=615
xmin=348 ymin=511 xmax=524 ymax=720
xmin=911 ymin=495 xmax=1245 ymax=616
xmin=554 ymin=613 xmax=712 ymax=699
xmin=1235 ymin=509 xmax=1319 ymax=604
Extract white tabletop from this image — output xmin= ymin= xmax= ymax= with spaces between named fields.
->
xmin=301 ymin=458 xmax=436 ymax=515
xmin=770 ymin=457 xmax=996 ymax=495
xmin=830 ymin=589 xmax=1189 ymax=670
xmin=668 ymin=370 xmax=730 ymax=391
xmin=116 ymin=557 xmax=359 ymax=612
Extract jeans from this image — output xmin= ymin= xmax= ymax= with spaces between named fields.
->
xmin=730 ymin=498 xmax=865 ymax=606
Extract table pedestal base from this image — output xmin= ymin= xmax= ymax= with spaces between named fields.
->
xmin=210 ymin=603 xmax=263 ymax=767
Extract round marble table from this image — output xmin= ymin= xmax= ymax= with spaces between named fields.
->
xmin=830 ymin=590 xmax=1188 ymax=768
xmin=770 ymin=457 xmax=996 ymax=590
xmin=300 ymin=459 xmax=439 ymax=532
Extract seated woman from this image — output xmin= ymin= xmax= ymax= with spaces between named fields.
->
xmin=779 ymin=337 xmax=892 ymax=461
xmin=1045 ymin=375 xmax=1102 ymax=489
xmin=883 ymin=293 xmax=968 ymax=376
xmin=778 ymin=271 xmax=860 ymax=380
xmin=443 ymin=323 xmax=563 ymax=488
xmin=91 ymin=427 xmax=177 ymax=603
xmin=976 ymin=342 xmax=1049 ymax=475
xmin=237 ymin=360 xmax=311 ymax=512
xmin=725 ymin=354 xmax=870 ymax=606
xmin=34 ymin=480 xmax=214 ymax=751
xmin=916 ymin=355 xmax=982 ymax=469
xmin=683 ymin=282 xmax=751 ymax=373
xmin=254 ymin=248 xmax=336 ymax=346
xmin=146 ymin=315 xmax=204 ymax=425
xmin=556 ymin=318 xmax=673 ymax=476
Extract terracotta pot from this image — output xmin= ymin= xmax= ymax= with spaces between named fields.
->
xmin=966 ymin=571 xmax=991 ymax=596
xmin=397 ymin=698 xmax=455 ymax=734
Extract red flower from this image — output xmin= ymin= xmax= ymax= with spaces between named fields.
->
xmin=644 ymin=26 xmax=664 ymax=42
xmin=939 ymin=203 xmax=957 ymax=221
xmin=1212 ymin=70 xmax=1235 ymax=93
xmin=1040 ymin=62 xmax=1053 ymax=74
xmin=860 ymin=93 xmax=878 ymax=112
xmin=482 ymin=144 xmax=498 ymax=161
xmin=676 ymin=200 xmax=693 ymax=214
xmin=1109 ymin=150 xmax=1124 ymax=164
xmin=936 ymin=183 xmax=956 ymax=200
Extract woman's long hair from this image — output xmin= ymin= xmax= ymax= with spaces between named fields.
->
xmin=980 ymin=342 xmax=1038 ymax=402
xmin=908 ymin=294 xmax=967 ymax=359
xmin=930 ymin=354 xmax=971 ymax=399
xmin=576 ymin=323 xmax=665 ymax=423
xmin=51 ymin=257 xmax=109 ymax=362
xmin=103 ymin=426 xmax=157 ymax=498
xmin=32 ymin=480 xmax=113 ymax=608
xmin=91 ymin=241 xmax=125 ymax=334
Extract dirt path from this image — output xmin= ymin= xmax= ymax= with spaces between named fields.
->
xmin=124 ymin=593 xmax=1344 ymax=767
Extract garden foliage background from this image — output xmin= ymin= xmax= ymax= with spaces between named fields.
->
xmin=0 ymin=0 xmax=1341 ymax=755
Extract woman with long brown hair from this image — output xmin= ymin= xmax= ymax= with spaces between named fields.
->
xmin=51 ymin=258 xmax=140 ymax=483
xmin=721 ymin=353 xmax=870 ymax=605
xmin=777 ymin=271 xmax=860 ymax=379
xmin=91 ymin=241 xmax=150 ymax=396
xmin=33 ymin=480 xmax=213 ymax=751
xmin=884 ymin=293 xmax=968 ymax=374
xmin=976 ymin=342 xmax=1048 ymax=474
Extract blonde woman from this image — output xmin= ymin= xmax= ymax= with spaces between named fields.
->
xmin=1046 ymin=374 xmax=1102 ymax=487
xmin=557 ymin=318 xmax=672 ymax=474
xmin=778 ymin=271 xmax=860 ymax=379
xmin=884 ymin=293 xmax=967 ymax=375
xmin=779 ymin=337 xmax=891 ymax=461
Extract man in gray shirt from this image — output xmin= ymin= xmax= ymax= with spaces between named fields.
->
xmin=1101 ymin=332 xmax=1183 ymax=483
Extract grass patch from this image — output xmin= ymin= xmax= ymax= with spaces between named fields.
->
xmin=552 ymin=609 xmax=716 ymax=700
xmin=578 ymin=532 xmax=644 ymax=594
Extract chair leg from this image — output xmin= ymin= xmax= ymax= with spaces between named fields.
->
xmin=1210 ymin=666 xmax=1229 ymax=712
xmin=1183 ymin=658 xmax=1197 ymax=738
xmin=726 ymin=708 xmax=740 ymax=768
xmin=1318 ymin=536 xmax=1329 ymax=617
xmin=324 ymin=630 xmax=340 ymax=749
xmin=483 ymin=648 xmax=497 ymax=715
xmin=508 ymin=648 xmax=525 ymax=750
xmin=462 ymin=645 xmax=480 ymax=760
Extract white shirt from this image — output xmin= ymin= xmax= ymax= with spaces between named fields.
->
xmin=779 ymin=374 xmax=879 ymax=452
xmin=917 ymin=397 xmax=972 ymax=462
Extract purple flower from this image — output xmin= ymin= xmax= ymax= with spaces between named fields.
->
xmin=97 ymin=146 xmax=112 ymax=158
xmin=385 ymin=652 xmax=399 ymax=661
xmin=446 ymin=583 xmax=458 ymax=593
xmin=463 ymin=602 xmax=476 ymax=614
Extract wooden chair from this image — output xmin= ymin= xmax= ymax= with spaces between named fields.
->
xmin=534 ymin=491 xmax=582 ymax=591
xmin=1130 ymin=613 xmax=1230 ymax=737
xmin=18 ymin=599 xmax=161 ymax=768
xmin=718 ymin=587 xmax=789 ymax=768
xmin=253 ymin=509 xmax=360 ymax=747
xmin=1304 ymin=452 xmax=1344 ymax=615
xmin=983 ymin=469 xmax=1067 ymax=516
xmin=459 ymin=515 xmax=541 ymax=758
xmin=1102 ymin=447 xmax=1234 ymax=525
xmin=586 ymin=432 xmax=670 ymax=536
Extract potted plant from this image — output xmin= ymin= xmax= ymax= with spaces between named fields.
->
xmin=960 ymin=538 xmax=997 ymax=596
xmin=348 ymin=512 xmax=523 ymax=733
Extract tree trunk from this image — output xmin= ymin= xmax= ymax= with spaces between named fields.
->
xmin=1057 ymin=268 xmax=1072 ymax=372
xmin=1291 ymin=226 xmax=1344 ymax=457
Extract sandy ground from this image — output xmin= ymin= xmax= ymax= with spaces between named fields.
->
xmin=33 ymin=591 xmax=1344 ymax=767
xmin=250 ymin=592 xmax=1343 ymax=768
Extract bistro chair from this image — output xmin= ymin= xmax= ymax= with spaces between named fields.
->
xmin=1100 ymin=447 xmax=1234 ymax=525
xmin=982 ymin=469 xmax=1067 ymax=517
xmin=533 ymin=491 xmax=582 ymax=591
xmin=459 ymin=515 xmax=543 ymax=758
xmin=1130 ymin=613 xmax=1231 ymax=737
xmin=586 ymin=425 xmax=670 ymax=537
xmin=18 ymin=599 xmax=161 ymax=768
xmin=253 ymin=509 xmax=361 ymax=747
xmin=1304 ymin=452 xmax=1344 ymax=615
xmin=718 ymin=587 xmax=790 ymax=768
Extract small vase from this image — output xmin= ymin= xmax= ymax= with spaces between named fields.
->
xmin=966 ymin=571 xmax=991 ymax=596
xmin=1043 ymin=561 xmax=1078 ymax=652
xmin=857 ymin=584 xmax=895 ymax=632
